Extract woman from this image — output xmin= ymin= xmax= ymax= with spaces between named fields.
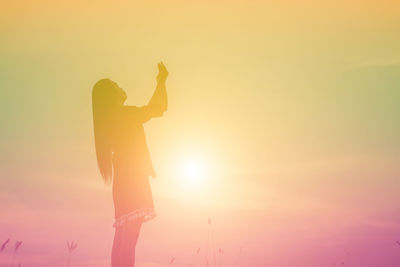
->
xmin=92 ymin=62 xmax=168 ymax=266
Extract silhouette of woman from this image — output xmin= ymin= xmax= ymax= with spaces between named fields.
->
xmin=92 ymin=62 xmax=168 ymax=267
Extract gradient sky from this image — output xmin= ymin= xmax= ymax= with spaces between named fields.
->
xmin=1 ymin=0 xmax=400 ymax=266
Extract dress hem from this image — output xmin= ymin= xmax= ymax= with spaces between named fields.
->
xmin=113 ymin=208 xmax=156 ymax=228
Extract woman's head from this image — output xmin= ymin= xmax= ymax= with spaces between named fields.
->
xmin=92 ymin=78 xmax=126 ymax=183
xmin=92 ymin=78 xmax=127 ymax=107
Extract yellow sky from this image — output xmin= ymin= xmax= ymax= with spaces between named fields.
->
xmin=1 ymin=0 xmax=399 ymax=209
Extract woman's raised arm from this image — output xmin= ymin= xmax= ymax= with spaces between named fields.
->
xmin=147 ymin=62 xmax=168 ymax=115
xmin=123 ymin=62 xmax=168 ymax=123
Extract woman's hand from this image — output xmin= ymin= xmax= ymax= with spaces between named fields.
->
xmin=156 ymin=61 xmax=168 ymax=84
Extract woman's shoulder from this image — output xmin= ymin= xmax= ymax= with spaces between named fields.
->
xmin=114 ymin=106 xmax=145 ymax=131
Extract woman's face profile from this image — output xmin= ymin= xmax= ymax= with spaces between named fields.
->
xmin=111 ymin=81 xmax=127 ymax=105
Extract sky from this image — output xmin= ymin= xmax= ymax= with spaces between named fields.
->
xmin=1 ymin=0 xmax=400 ymax=266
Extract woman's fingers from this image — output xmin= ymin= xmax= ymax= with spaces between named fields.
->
xmin=157 ymin=62 xmax=168 ymax=80
xmin=159 ymin=62 xmax=168 ymax=73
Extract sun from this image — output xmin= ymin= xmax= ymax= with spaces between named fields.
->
xmin=178 ymin=157 xmax=207 ymax=189
xmin=166 ymin=147 xmax=220 ymax=202
xmin=183 ymin=160 xmax=203 ymax=182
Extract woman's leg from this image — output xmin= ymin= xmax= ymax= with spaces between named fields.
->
xmin=120 ymin=219 xmax=143 ymax=266
xmin=112 ymin=227 xmax=121 ymax=267
xmin=112 ymin=225 xmax=125 ymax=267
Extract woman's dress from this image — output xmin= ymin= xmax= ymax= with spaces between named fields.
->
xmin=111 ymin=105 xmax=163 ymax=228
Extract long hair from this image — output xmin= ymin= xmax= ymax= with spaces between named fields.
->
xmin=92 ymin=79 xmax=121 ymax=184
